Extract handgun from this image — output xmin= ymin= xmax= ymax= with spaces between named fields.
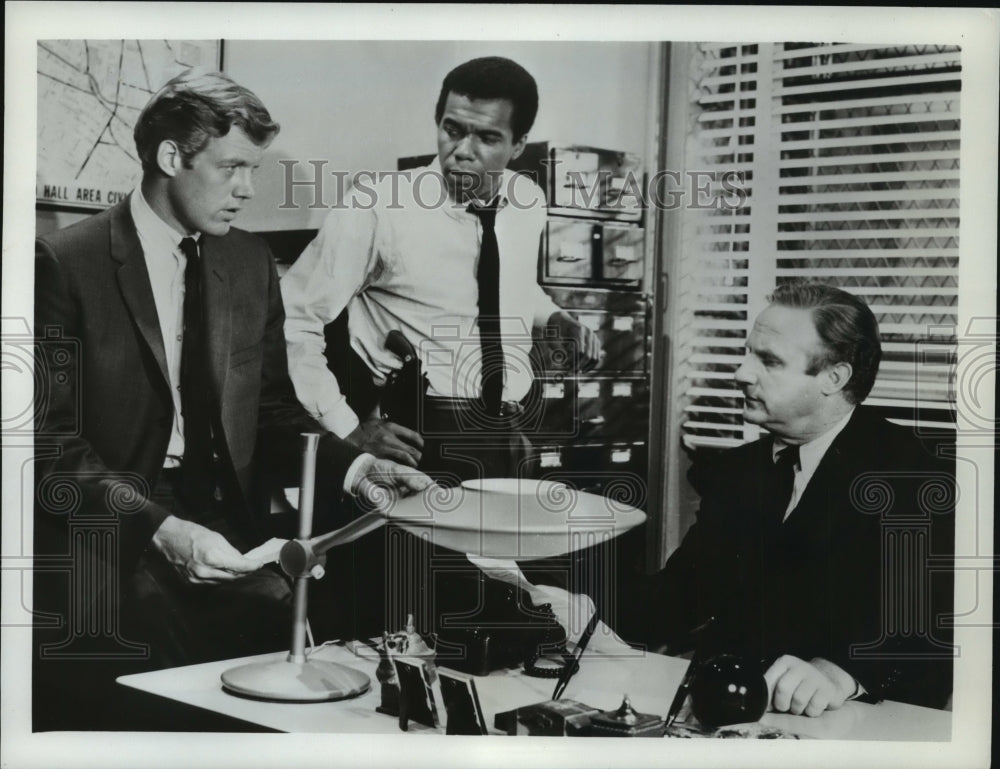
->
xmin=380 ymin=330 xmax=429 ymax=432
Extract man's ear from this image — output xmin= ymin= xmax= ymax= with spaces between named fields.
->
xmin=510 ymin=134 xmax=528 ymax=161
xmin=821 ymin=361 xmax=853 ymax=396
xmin=155 ymin=140 xmax=183 ymax=178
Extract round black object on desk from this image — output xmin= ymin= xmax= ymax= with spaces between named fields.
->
xmin=689 ymin=655 xmax=768 ymax=728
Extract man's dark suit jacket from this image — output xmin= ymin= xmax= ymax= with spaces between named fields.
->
xmin=647 ymin=407 xmax=954 ymax=709
xmin=34 ymin=197 xmax=362 ymax=576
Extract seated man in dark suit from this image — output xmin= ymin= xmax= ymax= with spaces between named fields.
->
xmin=33 ymin=70 xmax=430 ymax=730
xmin=644 ymin=282 xmax=954 ymax=715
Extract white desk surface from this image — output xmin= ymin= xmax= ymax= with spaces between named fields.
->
xmin=118 ymin=642 xmax=951 ymax=740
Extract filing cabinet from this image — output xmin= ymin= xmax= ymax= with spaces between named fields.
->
xmin=529 ymin=442 xmax=649 ymax=501
xmin=549 ymin=146 xmax=643 ymax=221
xmin=545 ymin=219 xmax=595 ymax=282
xmin=520 ymin=142 xmax=652 ymax=508
xmin=601 ymin=224 xmax=645 ymax=284
xmin=535 ymin=287 xmax=649 ymax=377
xmin=508 ymin=143 xmax=644 ymax=222
xmin=529 ymin=377 xmax=650 ymax=442
xmin=544 ymin=220 xmax=645 ymax=288
xmin=542 ymin=286 xmax=647 ymax=314
xmin=535 ymin=306 xmax=647 ymax=376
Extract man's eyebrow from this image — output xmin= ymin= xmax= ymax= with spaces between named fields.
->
xmin=747 ymin=340 xmax=780 ymax=360
xmin=441 ymin=118 xmax=503 ymax=138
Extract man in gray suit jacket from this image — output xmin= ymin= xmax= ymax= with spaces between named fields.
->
xmin=33 ymin=70 xmax=430 ymax=729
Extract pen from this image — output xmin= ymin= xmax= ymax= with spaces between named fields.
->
xmin=663 ymin=659 xmax=696 ymax=728
xmin=663 ymin=615 xmax=715 ymax=728
xmin=552 ymin=610 xmax=601 ymax=701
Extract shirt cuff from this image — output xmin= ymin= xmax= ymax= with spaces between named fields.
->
xmin=317 ymin=400 xmax=361 ymax=438
xmin=342 ymin=452 xmax=376 ymax=495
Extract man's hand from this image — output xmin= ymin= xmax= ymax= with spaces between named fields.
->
xmin=546 ymin=310 xmax=603 ymax=370
xmin=764 ymin=655 xmax=857 ymax=717
xmin=351 ymin=456 xmax=434 ymax=511
xmin=347 ymin=417 xmax=424 ymax=467
xmin=151 ymin=516 xmax=263 ymax=585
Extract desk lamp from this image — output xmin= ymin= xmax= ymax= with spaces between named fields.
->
xmin=221 ymin=433 xmax=375 ymax=702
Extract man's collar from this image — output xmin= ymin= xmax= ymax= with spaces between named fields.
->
xmin=428 ymin=157 xmax=514 ymax=217
xmin=131 ymin=186 xmax=200 ymax=251
xmin=772 ymin=408 xmax=856 ymax=468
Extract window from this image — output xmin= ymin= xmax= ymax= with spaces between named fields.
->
xmin=671 ymin=42 xmax=962 ymax=449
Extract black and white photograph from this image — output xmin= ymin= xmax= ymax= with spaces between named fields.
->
xmin=3 ymin=4 xmax=997 ymax=768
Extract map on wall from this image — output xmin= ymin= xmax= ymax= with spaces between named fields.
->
xmin=36 ymin=40 xmax=222 ymax=209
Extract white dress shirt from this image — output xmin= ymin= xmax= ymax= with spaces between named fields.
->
xmin=773 ymin=409 xmax=856 ymax=520
xmin=130 ymin=187 xmax=195 ymax=464
xmin=281 ymin=159 xmax=561 ymax=438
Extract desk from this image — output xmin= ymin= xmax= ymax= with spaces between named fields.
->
xmin=118 ymin=643 xmax=950 ymax=740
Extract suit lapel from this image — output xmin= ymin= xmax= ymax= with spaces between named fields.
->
xmin=110 ymin=199 xmax=171 ymax=389
xmin=200 ymin=235 xmax=232 ymax=405
xmin=782 ymin=411 xmax=864 ymax=532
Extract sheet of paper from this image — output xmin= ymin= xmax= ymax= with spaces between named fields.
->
xmin=464 ymin=556 xmax=633 ymax=654
xmin=243 ymin=537 xmax=288 ymax=564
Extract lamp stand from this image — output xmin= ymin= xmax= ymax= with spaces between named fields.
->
xmin=221 ymin=434 xmax=371 ymax=702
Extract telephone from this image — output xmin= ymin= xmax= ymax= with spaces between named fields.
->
xmin=431 ymin=571 xmax=569 ymax=677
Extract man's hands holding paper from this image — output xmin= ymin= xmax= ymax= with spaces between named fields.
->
xmin=152 ymin=454 xmax=431 ymax=585
xmin=152 ymin=515 xmax=264 ymax=585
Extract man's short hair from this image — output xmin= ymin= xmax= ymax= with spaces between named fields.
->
xmin=134 ymin=69 xmax=279 ymax=173
xmin=434 ymin=57 xmax=539 ymax=140
xmin=769 ymin=281 xmax=882 ymax=404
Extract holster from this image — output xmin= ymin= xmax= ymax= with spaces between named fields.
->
xmin=380 ymin=330 xmax=430 ymax=432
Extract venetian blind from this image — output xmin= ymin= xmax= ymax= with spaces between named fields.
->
xmin=676 ymin=42 xmax=961 ymax=449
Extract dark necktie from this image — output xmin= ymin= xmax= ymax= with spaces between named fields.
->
xmin=469 ymin=203 xmax=504 ymax=417
xmin=179 ymin=237 xmax=214 ymax=508
xmin=766 ymin=443 xmax=800 ymax=524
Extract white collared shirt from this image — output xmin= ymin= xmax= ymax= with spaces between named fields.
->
xmin=281 ymin=159 xmax=560 ymax=437
xmin=130 ymin=187 xmax=197 ymax=463
xmin=772 ymin=409 xmax=856 ymax=520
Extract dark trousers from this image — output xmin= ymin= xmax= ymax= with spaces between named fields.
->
xmin=416 ymin=399 xmax=536 ymax=483
xmin=126 ymin=469 xmax=292 ymax=668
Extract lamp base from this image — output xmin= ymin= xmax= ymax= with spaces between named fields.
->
xmin=221 ymin=658 xmax=371 ymax=702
